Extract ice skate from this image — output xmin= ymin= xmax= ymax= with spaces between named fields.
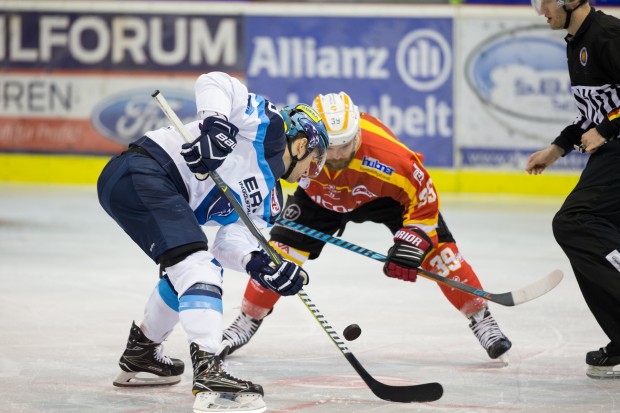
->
xmin=221 ymin=312 xmax=264 ymax=356
xmin=191 ymin=342 xmax=266 ymax=413
xmin=469 ymin=308 xmax=512 ymax=364
xmin=586 ymin=345 xmax=620 ymax=379
xmin=113 ymin=321 xmax=184 ymax=387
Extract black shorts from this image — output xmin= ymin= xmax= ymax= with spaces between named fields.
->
xmin=270 ymin=187 xmax=455 ymax=259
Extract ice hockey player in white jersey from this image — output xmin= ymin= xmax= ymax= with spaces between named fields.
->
xmin=97 ymin=71 xmax=329 ymax=413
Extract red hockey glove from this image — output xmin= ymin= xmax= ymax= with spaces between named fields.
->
xmin=383 ymin=227 xmax=432 ymax=282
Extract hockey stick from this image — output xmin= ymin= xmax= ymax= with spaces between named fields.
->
xmin=297 ymin=289 xmax=443 ymax=403
xmin=151 ymin=90 xmax=443 ymax=403
xmin=275 ymin=217 xmax=563 ymax=307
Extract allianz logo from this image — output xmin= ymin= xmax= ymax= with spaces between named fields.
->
xmin=91 ymin=89 xmax=195 ymax=145
xmin=248 ymin=29 xmax=452 ymax=92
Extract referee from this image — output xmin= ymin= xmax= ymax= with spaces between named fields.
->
xmin=526 ymin=0 xmax=620 ymax=379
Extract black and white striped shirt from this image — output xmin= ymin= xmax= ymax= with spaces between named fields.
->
xmin=553 ymin=8 xmax=620 ymax=153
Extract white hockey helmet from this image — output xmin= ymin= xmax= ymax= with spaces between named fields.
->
xmin=312 ymin=92 xmax=361 ymax=147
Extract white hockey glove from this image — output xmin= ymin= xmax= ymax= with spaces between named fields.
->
xmin=180 ymin=117 xmax=238 ymax=178
xmin=383 ymin=227 xmax=432 ymax=282
xmin=245 ymin=250 xmax=308 ymax=296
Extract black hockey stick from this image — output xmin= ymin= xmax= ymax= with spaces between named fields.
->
xmin=297 ymin=289 xmax=443 ymax=403
xmin=152 ymin=90 xmax=443 ymax=403
xmin=276 ymin=217 xmax=563 ymax=307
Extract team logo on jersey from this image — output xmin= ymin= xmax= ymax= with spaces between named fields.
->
xmin=298 ymin=176 xmax=310 ymax=189
xmin=282 ymin=204 xmax=301 ymax=221
xmin=361 ymin=156 xmax=395 ymax=176
xmin=579 ymin=47 xmax=588 ymax=67
xmin=351 ymin=185 xmax=376 ymax=198
xmin=326 ymin=184 xmax=341 ymax=200
xmin=413 ymin=163 xmax=425 ymax=185
xmin=209 ymin=196 xmax=235 ymax=218
xmin=270 ymin=187 xmax=281 ymax=215
xmin=239 ymin=177 xmax=263 ymax=213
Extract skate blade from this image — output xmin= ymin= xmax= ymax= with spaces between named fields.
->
xmin=112 ymin=370 xmax=181 ymax=387
xmin=498 ymin=353 xmax=509 ymax=367
xmin=193 ymin=391 xmax=266 ymax=413
xmin=586 ymin=365 xmax=620 ymax=380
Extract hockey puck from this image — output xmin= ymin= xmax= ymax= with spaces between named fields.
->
xmin=343 ymin=324 xmax=362 ymax=341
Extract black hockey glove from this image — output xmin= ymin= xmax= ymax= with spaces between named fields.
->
xmin=246 ymin=250 xmax=308 ymax=296
xmin=383 ymin=227 xmax=432 ymax=282
xmin=180 ymin=117 xmax=238 ymax=178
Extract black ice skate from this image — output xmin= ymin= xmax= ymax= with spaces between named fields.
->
xmin=469 ymin=309 xmax=512 ymax=363
xmin=586 ymin=344 xmax=620 ymax=379
xmin=113 ymin=321 xmax=184 ymax=387
xmin=221 ymin=311 xmax=265 ymax=356
xmin=191 ymin=342 xmax=266 ymax=413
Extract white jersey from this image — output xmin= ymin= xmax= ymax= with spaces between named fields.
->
xmin=135 ymin=72 xmax=286 ymax=271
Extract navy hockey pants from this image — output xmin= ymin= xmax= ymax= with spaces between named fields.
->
xmin=97 ymin=151 xmax=207 ymax=263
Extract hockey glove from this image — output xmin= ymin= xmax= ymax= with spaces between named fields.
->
xmin=180 ymin=117 xmax=238 ymax=178
xmin=383 ymin=227 xmax=432 ymax=282
xmin=246 ymin=250 xmax=308 ymax=296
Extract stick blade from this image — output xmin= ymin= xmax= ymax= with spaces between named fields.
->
xmin=345 ymin=353 xmax=443 ymax=403
xmin=509 ymin=269 xmax=564 ymax=305
xmin=369 ymin=381 xmax=444 ymax=403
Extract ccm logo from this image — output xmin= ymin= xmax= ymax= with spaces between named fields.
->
xmin=395 ymin=230 xmax=424 ymax=246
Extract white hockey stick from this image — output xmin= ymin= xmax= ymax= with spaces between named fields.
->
xmin=151 ymin=90 xmax=443 ymax=403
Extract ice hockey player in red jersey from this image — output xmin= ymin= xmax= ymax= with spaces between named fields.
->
xmin=223 ymin=91 xmax=512 ymax=363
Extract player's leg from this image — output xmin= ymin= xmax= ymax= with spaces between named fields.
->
xmin=424 ymin=214 xmax=512 ymax=361
xmin=99 ymin=152 xmax=265 ymax=409
xmin=360 ymin=198 xmax=511 ymax=361
xmin=165 ymin=250 xmax=265 ymax=412
xmin=99 ymin=152 xmax=195 ymax=386
xmin=223 ymin=188 xmax=342 ymax=355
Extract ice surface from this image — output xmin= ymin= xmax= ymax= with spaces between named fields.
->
xmin=1 ymin=183 xmax=617 ymax=413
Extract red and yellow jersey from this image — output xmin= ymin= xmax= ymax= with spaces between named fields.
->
xmin=300 ymin=113 xmax=440 ymax=242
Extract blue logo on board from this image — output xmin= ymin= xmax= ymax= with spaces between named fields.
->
xmin=91 ymin=89 xmax=195 ymax=145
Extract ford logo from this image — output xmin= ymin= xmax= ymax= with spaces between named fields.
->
xmin=92 ymin=89 xmax=196 ymax=145
xmin=465 ymin=25 xmax=575 ymax=129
